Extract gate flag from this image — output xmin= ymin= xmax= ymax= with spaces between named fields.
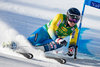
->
xmin=77 ymin=0 xmax=100 ymax=47
xmin=85 ymin=0 xmax=100 ymax=9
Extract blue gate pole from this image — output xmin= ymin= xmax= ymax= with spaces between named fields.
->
xmin=77 ymin=0 xmax=86 ymax=48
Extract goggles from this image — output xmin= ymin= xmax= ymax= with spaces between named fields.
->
xmin=68 ymin=14 xmax=80 ymax=23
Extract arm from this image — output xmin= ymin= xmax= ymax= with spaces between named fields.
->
xmin=48 ymin=14 xmax=63 ymax=40
xmin=69 ymin=28 xmax=79 ymax=45
xmin=69 ymin=28 xmax=79 ymax=58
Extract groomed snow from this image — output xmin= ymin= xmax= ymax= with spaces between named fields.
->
xmin=0 ymin=0 xmax=100 ymax=67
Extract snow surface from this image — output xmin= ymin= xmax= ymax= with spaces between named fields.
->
xmin=0 ymin=0 xmax=100 ymax=67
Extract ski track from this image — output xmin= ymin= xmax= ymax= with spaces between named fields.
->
xmin=0 ymin=0 xmax=100 ymax=67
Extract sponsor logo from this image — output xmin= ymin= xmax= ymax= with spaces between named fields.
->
xmin=72 ymin=31 xmax=75 ymax=38
xmin=90 ymin=1 xmax=100 ymax=9
xmin=71 ymin=27 xmax=75 ymax=31
xmin=57 ymin=19 xmax=61 ymax=26
xmin=61 ymin=27 xmax=68 ymax=31
xmin=50 ymin=43 xmax=53 ymax=48
xmin=34 ymin=33 xmax=38 ymax=42
xmin=52 ymin=41 xmax=57 ymax=49
xmin=54 ymin=45 xmax=57 ymax=49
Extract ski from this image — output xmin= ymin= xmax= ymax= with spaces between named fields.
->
xmin=45 ymin=56 xmax=66 ymax=64
xmin=2 ymin=41 xmax=34 ymax=59
xmin=54 ymin=58 xmax=66 ymax=64
xmin=17 ymin=52 xmax=33 ymax=59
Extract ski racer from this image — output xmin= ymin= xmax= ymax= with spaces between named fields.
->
xmin=28 ymin=7 xmax=81 ymax=56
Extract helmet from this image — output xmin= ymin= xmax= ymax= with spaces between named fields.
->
xmin=67 ymin=8 xmax=80 ymax=23
xmin=67 ymin=8 xmax=80 ymax=16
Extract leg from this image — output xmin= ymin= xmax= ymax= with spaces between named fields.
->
xmin=28 ymin=27 xmax=50 ymax=46
xmin=36 ymin=39 xmax=63 ymax=52
xmin=43 ymin=40 xmax=63 ymax=52
xmin=34 ymin=39 xmax=53 ymax=51
xmin=33 ymin=39 xmax=63 ymax=52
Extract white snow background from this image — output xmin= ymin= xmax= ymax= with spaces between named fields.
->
xmin=0 ymin=0 xmax=100 ymax=67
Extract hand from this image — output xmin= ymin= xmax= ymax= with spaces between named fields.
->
xmin=67 ymin=45 xmax=76 ymax=56
xmin=55 ymin=38 xmax=67 ymax=46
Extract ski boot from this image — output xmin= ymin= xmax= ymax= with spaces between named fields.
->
xmin=2 ymin=41 xmax=17 ymax=50
xmin=33 ymin=40 xmax=63 ymax=52
xmin=34 ymin=45 xmax=45 ymax=51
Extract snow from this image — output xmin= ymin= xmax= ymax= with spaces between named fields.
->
xmin=0 ymin=0 xmax=100 ymax=67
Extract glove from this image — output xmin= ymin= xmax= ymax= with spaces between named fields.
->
xmin=55 ymin=38 xmax=67 ymax=46
xmin=67 ymin=45 xmax=76 ymax=56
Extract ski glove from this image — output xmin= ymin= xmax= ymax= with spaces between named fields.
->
xmin=67 ymin=45 xmax=76 ymax=56
xmin=55 ymin=38 xmax=67 ymax=46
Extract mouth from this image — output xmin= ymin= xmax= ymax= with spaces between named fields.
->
xmin=68 ymin=21 xmax=75 ymax=27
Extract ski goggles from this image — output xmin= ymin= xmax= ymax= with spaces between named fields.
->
xmin=68 ymin=14 xmax=80 ymax=23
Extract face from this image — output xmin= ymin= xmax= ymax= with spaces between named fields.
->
xmin=68 ymin=21 xmax=76 ymax=27
xmin=67 ymin=14 xmax=80 ymax=27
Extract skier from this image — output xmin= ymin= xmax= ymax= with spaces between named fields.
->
xmin=28 ymin=7 xmax=81 ymax=57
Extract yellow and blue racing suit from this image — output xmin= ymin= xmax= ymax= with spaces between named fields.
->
xmin=28 ymin=14 xmax=79 ymax=51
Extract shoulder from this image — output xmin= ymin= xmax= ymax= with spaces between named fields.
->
xmin=55 ymin=14 xmax=63 ymax=18
xmin=74 ymin=25 xmax=78 ymax=30
xmin=54 ymin=14 xmax=66 ymax=21
xmin=55 ymin=14 xmax=66 ymax=17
